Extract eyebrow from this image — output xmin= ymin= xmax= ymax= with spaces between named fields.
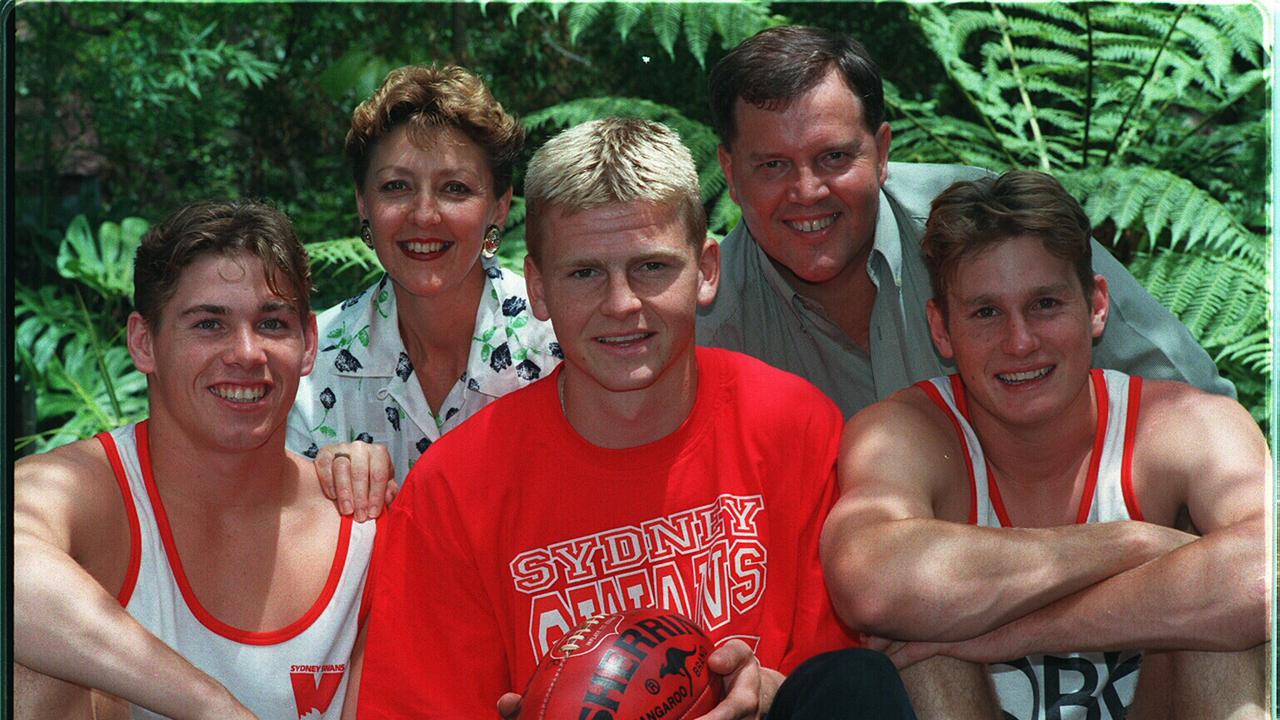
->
xmin=556 ymin=248 xmax=689 ymax=269
xmin=178 ymin=299 xmax=297 ymax=317
xmin=957 ymin=283 xmax=1074 ymax=307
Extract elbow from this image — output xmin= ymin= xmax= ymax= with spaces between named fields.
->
xmin=822 ymin=553 xmax=899 ymax=636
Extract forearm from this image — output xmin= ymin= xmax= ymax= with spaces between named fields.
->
xmin=977 ymin=518 xmax=1267 ymax=656
xmin=15 ymin=537 xmax=252 ymax=720
xmin=824 ymin=517 xmax=1193 ymax=642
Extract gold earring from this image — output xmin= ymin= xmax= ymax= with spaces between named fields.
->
xmin=360 ymin=220 xmax=373 ymax=248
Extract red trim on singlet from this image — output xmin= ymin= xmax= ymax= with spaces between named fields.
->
xmin=916 ymin=380 xmax=980 ymax=525
xmin=950 ymin=370 xmax=1110 ymax=528
xmin=135 ymin=421 xmax=355 ymax=645
xmin=96 ymin=428 xmax=143 ymax=607
xmin=1121 ymin=376 xmax=1145 ymax=521
xmin=357 ymin=515 xmax=385 ymax=628
xmin=1073 ymin=369 xmax=1111 ymax=524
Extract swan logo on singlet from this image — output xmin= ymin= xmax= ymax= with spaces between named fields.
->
xmin=509 ymin=494 xmax=768 ymax=662
xmin=289 ymin=663 xmax=346 ymax=718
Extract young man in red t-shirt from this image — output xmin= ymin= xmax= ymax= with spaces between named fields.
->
xmin=355 ymin=118 xmax=915 ymax=719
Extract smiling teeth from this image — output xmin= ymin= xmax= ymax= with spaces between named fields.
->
xmin=598 ymin=333 xmax=649 ymax=344
xmin=998 ymin=367 xmax=1051 ymax=383
xmin=405 ymin=241 xmax=448 ymax=253
xmin=786 ymin=215 xmax=836 ymax=233
xmin=211 ymin=385 xmax=267 ymax=402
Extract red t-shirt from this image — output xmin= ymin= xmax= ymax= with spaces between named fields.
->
xmin=358 ymin=347 xmax=857 ymax=717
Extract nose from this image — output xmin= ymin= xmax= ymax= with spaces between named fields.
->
xmin=411 ymin=191 xmax=442 ymax=226
xmin=787 ymin=164 xmax=830 ymax=204
xmin=1002 ymin=313 xmax=1040 ymax=357
xmin=225 ymin=325 xmax=268 ymax=367
xmin=600 ymin=272 xmax=642 ymax=319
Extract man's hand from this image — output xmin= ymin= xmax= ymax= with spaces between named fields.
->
xmin=496 ymin=692 xmax=521 ymax=719
xmin=694 ymin=640 xmax=783 ymax=720
xmin=315 ymin=442 xmax=397 ymax=522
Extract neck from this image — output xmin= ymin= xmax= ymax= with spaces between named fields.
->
xmin=143 ymin=419 xmax=302 ymax=513
xmin=393 ymin=266 xmax=485 ymax=367
xmin=968 ymin=378 xmax=1098 ymax=490
xmin=560 ymin=351 xmax=700 ymax=449
xmin=770 ymin=247 xmax=877 ymax=351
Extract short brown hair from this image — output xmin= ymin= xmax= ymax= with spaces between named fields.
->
xmin=134 ymin=199 xmax=312 ymax=326
xmin=922 ymin=170 xmax=1094 ymax=315
xmin=345 ymin=64 xmax=524 ymax=196
xmin=709 ymin=25 xmax=884 ymax=148
xmin=524 ymin=118 xmax=707 ymax=265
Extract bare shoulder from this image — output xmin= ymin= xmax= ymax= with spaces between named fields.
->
xmin=1135 ymin=379 xmax=1267 ymax=528
xmin=841 ymin=386 xmax=958 ymax=459
xmin=1136 ymin=379 xmax=1267 ymax=466
xmin=839 ymin=387 xmax=968 ymax=507
xmin=14 ymin=437 xmax=128 ymax=561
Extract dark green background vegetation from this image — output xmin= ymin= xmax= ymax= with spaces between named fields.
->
xmin=13 ymin=2 xmax=1271 ymax=453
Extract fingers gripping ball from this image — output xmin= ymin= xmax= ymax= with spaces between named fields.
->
xmin=518 ymin=608 xmax=723 ymax=720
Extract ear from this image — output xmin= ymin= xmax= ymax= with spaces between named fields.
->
xmin=717 ymin=144 xmax=739 ymax=205
xmin=301 ymin=312 xmax=319 ymax=376
xmin=355 ymin=188 xmax=368 ymax=222
xmin=874 ymin=122 xmax=892 ymax=187
xmin=1089 ymin=274 xmax=1110 ymax=339
xmin=524 ymin=254 xmax=551 ymax=322
xmin=127 ymin=311 xmax=157 ymax=374
xmin=925 ymin=298 xmax=955 ymax=360
xmin=493 ymin=186 xmax=514 ymax=229
xmin=695 ymin=237 xmax=721 ymax=308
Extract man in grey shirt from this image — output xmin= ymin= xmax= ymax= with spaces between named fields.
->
xmin=698 ymin=25 xmax=1231 ymax=420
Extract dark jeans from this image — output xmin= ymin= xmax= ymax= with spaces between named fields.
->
xmin=769 ymin=649 xmax=919 ymax=720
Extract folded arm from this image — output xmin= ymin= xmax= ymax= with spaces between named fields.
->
xmin=14 ymin=448 xmax=253 ymax=720
xmin=820 ymin=396 xmax=1191 ymax=643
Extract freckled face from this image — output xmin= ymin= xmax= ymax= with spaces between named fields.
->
xmin=718 ymin=68 xmax=890 ymax=288
xmin=128 ymin=252 xmax=318 ymax=452
xmin=926 ymin=236 xmax=1109 ymax=431
xmin=357 ymin=124 xmax=511 ymax=300
xmin=525 ymin=201 xmax=719 ymax=401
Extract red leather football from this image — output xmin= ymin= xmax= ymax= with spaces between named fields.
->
xmin=517 ymin=607 xmax=723 ymax=720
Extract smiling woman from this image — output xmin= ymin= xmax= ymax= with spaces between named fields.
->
xmin=286 ymin=65 xmax=561 ymax=488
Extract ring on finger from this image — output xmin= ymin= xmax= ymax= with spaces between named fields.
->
xmin=332 ymin=452 xmax=352 ymax=461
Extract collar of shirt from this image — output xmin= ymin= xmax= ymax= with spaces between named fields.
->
xmin=326 ymin=257 xmax=530 ymax=402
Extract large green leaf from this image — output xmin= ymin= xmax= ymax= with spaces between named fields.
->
xmin=56 ymin=215 xmax=148 ymax=301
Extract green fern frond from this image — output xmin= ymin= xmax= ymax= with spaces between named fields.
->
xmin=649 ymin=2 xmax=682 ymax=60
xmin=566 ymin=3 xmax=606 ymax=45
xmin=1125 ymin=250 xmax=1267 ymax=369
xmin=1065 ymin=167 xmax=1265 ymax=263
xmin=612 ymin=1 xmax=645 ymax=43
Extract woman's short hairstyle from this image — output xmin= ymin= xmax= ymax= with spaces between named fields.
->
xmin=134 ymin=198 xmax=312 ymax=326
xmin=709 ymin=25 xmax=884 ymax=148
xmin=922 ymin=170 xmax=1094 ymax=316
xmin=523 ymin=117 xmax=707 ymax=264
xmin=345 ymin=64 xmax=524 ymax=196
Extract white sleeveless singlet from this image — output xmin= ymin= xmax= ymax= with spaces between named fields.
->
xmin=98 ymin=421 xmax=375 ymax=719
xmin=918 ymin=369 xmax=1144 ymax=720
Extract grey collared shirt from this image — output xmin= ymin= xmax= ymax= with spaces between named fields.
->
xmin=698 ymin=162 xmax=1233 ymax=418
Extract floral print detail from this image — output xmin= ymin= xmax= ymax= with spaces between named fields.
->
xmin=287 ymin=258 xmax=560 ymax=484
xmin=501 ymin=297 xmax=527 ymax=317
xmin=489 ymin=343 xmax=512 ymax=372
xmin=355 ymin=432 xmax=374 ymax=443
xmin=334 ymin=349 xmax=363 ymax=373
xmin=395 ymin=352 xmax=414 ymax=381
xmin=304 ymin=443 xmax=319 ymax=459
xmin=550 ymin=342 xmax=564 ymax=359
xmin=515 ymin=360 xmax=541 ymax=381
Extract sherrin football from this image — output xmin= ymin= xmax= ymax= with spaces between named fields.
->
xmin=517 ymin=608 xmax=723 ymax=720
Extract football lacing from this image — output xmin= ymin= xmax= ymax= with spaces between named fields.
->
xmin=558 ymin=612 xmax=611 ymax=652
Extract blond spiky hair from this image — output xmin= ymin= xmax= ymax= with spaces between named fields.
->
xmin=524 ymin=117 xmax=707 ymax=262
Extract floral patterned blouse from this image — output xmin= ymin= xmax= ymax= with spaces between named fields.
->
xmin=287 ymin=258 xmax=561 ymax=483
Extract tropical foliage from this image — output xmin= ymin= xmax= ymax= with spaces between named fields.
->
xmin=13 ymin=1 xmax=1270 ymax=453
